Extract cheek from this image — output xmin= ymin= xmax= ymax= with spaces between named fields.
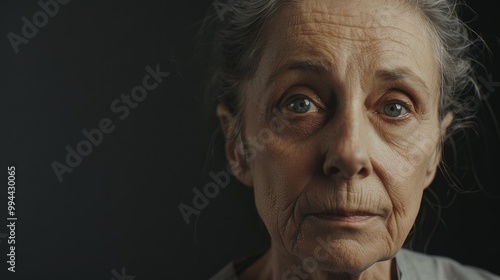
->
xmin=379 ymin=138 xmax=435 ymax=241
xmin=249 ymin=138 xmax=320 ymax=245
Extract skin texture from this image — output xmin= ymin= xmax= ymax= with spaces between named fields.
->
xmin=217 ymin=0 xmax=454 ymax=279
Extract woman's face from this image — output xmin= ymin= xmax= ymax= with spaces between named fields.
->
xmin=219 ymin=0 xmax=452 ymax=274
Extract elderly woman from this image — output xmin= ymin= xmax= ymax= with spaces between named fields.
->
xmin=205 ymin=0 xmax=500 ymax=279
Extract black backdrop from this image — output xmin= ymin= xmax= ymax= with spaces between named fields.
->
xmin=1 ymin=1 xmax=499 ymax=279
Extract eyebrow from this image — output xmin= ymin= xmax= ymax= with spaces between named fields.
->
xmin=266 ymin=61 xmax=432 ymax=96
xmin=375 ymin=68 xmax=431 ymax=96
xmin=267 ymin=60 xmax=332 ymax=86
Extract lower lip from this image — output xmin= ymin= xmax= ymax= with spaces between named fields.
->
xmin=312 ymin=214 xmax=375 ymax=223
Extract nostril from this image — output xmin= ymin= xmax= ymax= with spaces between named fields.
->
xmin=326 ymin=164 xmax=370 ymax=179
xmin=329 ymin=167 xmax=341 ymax=176
xmin=358 ymin=167 xmax=368 ymax=177
xmin=323 ymin=150 xmax=372 ymax=179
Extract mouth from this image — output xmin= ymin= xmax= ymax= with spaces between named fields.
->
xmin=309 ymin=211 xmax=379 ymax=223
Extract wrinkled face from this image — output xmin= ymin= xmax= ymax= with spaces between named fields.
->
xmin=219 ymin=0 xmax=452 ymax=274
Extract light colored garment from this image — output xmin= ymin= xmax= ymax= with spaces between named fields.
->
xmin=209 ymin=249 xmax=500 ymax=280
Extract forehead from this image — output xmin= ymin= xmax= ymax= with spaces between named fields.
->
xmin=252 ymin=0 xmax=439 ymax=93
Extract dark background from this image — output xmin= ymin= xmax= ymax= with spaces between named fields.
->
xmin=0 ymin=1 xmax=499 ymax=279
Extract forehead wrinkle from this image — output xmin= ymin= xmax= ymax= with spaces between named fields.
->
xmin=281 ymin=15 xmax=430 ymax=56
xmin=284 ymin=11 xmax=377 ymax=30
xmin=281 ymin=0 xmax=407 ymax=27
xmin=292 ymin=30 xmax=419 ymax=51
xmin=275 ymin=1 xmax=433 ymax=50
xmin=255 ymin=0 xmax=439 ymax=98
xmin=287 ymin=22 xmax=425 ymax=53
xmin=285 ymin=11 xmax=420 ymax=37
xmin=367 ymin=48 xmax=434 ymax=75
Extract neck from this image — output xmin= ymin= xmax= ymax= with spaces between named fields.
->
xmin=239 ymin=244 xmax=397 ymax=280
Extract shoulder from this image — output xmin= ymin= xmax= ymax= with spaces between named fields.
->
xmin=208 ymin=262 xmax=238 ymax=280
xmin=396 ymin=248 xmax=500 ymax=280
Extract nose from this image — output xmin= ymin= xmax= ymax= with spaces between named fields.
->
xmin=322 ymin=110 xmax=372 ymax=179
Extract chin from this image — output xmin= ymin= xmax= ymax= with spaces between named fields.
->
xmin=308 ymin=241 xmax=380 ymax=272
xmin=290 ymin=228 xmax=394 ymax=275
xmin=323 ymin=245 xmax=383 ymax=274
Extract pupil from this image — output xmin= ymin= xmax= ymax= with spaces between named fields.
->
xmin=292 ymin=99 xmax=310 ymax=113
xmin=385 ymin=103 xmax=402 ymax=117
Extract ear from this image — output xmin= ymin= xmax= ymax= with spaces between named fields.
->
xmin=424 ymin=112 xmax=454 ymax=189
xmin=216 ymin=104 xmax=254 ymax=187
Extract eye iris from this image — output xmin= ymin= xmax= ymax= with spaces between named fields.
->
xmin=289 ymin=98 xmax=311 ymax=113
xmin=384 ymin=103 xmax=403 ymax=117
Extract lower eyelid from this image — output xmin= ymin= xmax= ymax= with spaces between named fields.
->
xmin=380 ymin=111 xmax=412 ymax=123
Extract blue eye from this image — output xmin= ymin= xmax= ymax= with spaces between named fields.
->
xmin=287 ymin=98 xmax=318 ymax=114
xmin=383 ymin=102 xmax=409 ymax=117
